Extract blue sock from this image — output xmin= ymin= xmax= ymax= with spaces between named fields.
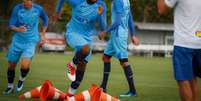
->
xmin=7 ymin=69 xmax=15 ymax=84
xmin=100 ymin=62 xmax=111 ymax=92
xmin=20 ymin=68 xmax=30 ymax=82
xmin=123 ymin=65 xmax=136 ymax=93
xmin=71 ymin=69 xmax=85 ymax=89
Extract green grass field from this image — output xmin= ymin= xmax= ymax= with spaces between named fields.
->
xmin=0 ymin=52 xmax=200 ymax=101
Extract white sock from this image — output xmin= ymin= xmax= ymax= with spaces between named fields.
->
xmin=68 ymin=86 xmax=77 ymax=94
xmin=8 ymin=83 xmax=14 ymax=88
xmin=19 ymin=75 xmax=26 ymax=82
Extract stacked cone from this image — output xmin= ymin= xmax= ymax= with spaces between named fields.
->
xmin=19 ymin=80 xmax=120 ymax=101
xmin=64 ymin=84 xmax=99 ymax=101
xmin=19 ymin=86 xmax=41 ymax=100
xmin=40 ymin=80 xmax=66 ymax=101
xmin=18 ymin=80 xmax=65 ymax=101
xmin=64 ymin=84 xmax=120 ymax=101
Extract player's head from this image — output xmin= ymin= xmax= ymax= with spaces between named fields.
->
xmin=87 ymin=0 xmax=97 ymax=5
xmin=23 ymin=0 xmax=33 ymax=9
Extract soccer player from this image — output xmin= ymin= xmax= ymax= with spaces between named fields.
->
xmin=100 ymin=0 xmax=139 ymax=98
xmin=55 ymin=0 xmax=106 ymax=96
xmin=158 ymin=0 xmax=201 ymax=101
xmin=3 ymin=0 xmax=48 ymax=94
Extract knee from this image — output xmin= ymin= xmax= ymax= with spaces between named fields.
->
xmin=81 ymin=45 xmax=90 ymax=55
xmin=102 ymin=54 xmax=111 ymax=63
xmin=119 ymin=59 xmax=129 ymax=67
xmin=8 ymin=61 xmax=17 ymax=70
xmin=21 ymin=59 xmax=31 ymax=69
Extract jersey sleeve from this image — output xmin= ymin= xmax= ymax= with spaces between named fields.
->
xmin=9 ymin=4 xmax=20 ymax=29
xmin=164 ymin=0 xmax=178 ymax=8
xmin=128 ymin=11 xmax=136 ymax=36
xmin=98 ymin=2 xmax=107 ymax=31
xmin=39 ymin=6 xmax=48 ymax=27
xmin=56 ymin=0 xmax=66 ymax=13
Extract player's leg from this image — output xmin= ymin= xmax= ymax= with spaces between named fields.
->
xmin=173 ymin=46 xmax=196 ymax=101
xmin=191 ymin=49 xmax=201 ymax=101
xmin=190 ymin=78 xmax=199 ymax=101
xmin=100 ymin=54 xmax=112 ymax=92
xmin=68 ymin=59 xmax=87 ymax=96
xmin=16 ymin=43 xmax=36 ymax=92
xmin=177 ymin=80 xmax=194 ymax=101
xmin=65 ymin=33 xmax=91 ymax=95
xmin=100 ymin=39 xmax=114 ymax=92
xmin=113 ymin=35 xmax=137 ymax=97
xmin=65 ymin=32 xmax=90 ymax=81
xmin=3 ymin=42 xmax=21 ymax=94
xmin=119 ymin=59 xmax=137 ymax=97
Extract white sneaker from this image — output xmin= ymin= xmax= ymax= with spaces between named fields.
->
xmin=66 ymin=62 xmax=76 ymax=81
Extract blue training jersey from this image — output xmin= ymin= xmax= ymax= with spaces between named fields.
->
xmin=56 ymin=0 xmax=107 ymax=36
xmin=107 ymin=0 xmax=135 ymax=37
xmin=9 ymin=3 xmax=48 ymax=43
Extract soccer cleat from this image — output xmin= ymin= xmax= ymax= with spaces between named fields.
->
xmin=66 ymin=62 xmax=76 ymax=81
xmin=119 ymin=91 xmax=137 ymax=98
xmin=3 ymin=87 xmax=14 ymax=95
xmin=16 ymin=80 xmax=24 ymax=92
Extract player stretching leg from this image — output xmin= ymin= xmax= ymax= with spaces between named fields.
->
xmin=3 ymin=0 xmax=48 ymax=94
xmin=100 ymin=0 xmax=139 ymax=98
xmin=54 ymin=0 xmax=106 ymax=96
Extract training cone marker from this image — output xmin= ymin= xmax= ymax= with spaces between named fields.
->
xmin=99 ymin=90 xmax=120 ymax=101
xmin=40 ymin=80 xmax=66 ymax=101
xmin=64 ymin=84 xmax=99 ymax=101
xmin=19 ymin=86 xmax=41 ymax=100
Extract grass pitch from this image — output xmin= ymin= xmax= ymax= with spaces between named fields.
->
xmin=0 ymin=52 xmax=200 ymax=101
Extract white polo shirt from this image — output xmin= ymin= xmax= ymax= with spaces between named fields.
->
xmin=165 ymin=0 xmax=201 ymax=49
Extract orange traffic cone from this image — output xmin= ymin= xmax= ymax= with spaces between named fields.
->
xmin=64 ymin=84 xmax=100 ymax=101
xmin=19 ymin=86 xmax=41 ymax=100
xmin=99 ymin=89 xmax=120 ymax=101
xmin=40 ymin=80 xmax=66 ymax=101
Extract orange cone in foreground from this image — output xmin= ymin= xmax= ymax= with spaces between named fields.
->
xmin=64 ymin=84 xmax=99 ymax=101
xmin=19 ymin=86 xmax=41 ymax=100
xmin=40 ymin=80 xmax=66 ymax=101
xmin=99 ymin=91 xmax=120 ymax=101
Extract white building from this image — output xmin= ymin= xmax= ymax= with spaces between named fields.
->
xmin=129 ymin=23 xmax=174 ymax=57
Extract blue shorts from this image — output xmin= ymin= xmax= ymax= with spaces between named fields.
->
xmin=65 ymin=31 xmax=92 ymax=62
xmin=104 ymin=35 xmax=128 ymax=59
xmin=173 ymin=46 xmax=201 ymax=80
xmin=7 ymin=41 xmax=37 ymax=63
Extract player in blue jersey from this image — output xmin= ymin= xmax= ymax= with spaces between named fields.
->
xmin=100 ymin=0 xmax=139 ymax=97
xmin=54 ymin=0 xmax=106 ymax=96
xmin=3 ymin=0 xmax=48 ymax=95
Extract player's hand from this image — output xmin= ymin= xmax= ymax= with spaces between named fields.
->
xmin=99 ymin=31 xmax=106 ymax=40
xmin=40 ymin=32 xmax=48 ymax=44
xmin=15 ymin=26 xmax=27 ymax=32
xmin=131 ymin=36 xmax=140 ymax=46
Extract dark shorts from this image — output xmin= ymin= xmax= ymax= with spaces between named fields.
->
xmin=173 ymin=46 xmax=201 ymax=80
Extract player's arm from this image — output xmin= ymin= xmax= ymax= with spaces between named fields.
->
xmin=54 ymin=0 xmax=81 ymax=22
xmin=128 ymin=11 xmax=135 ymax=37
xmin=39 ymin=6 xmax=49 ymax=42
xmin=157 ymin=0 xmax=177 ymax=15
xmin=128 ymin=11 xmax=139 ymax=46
xmin=105 ymin=0 xmax=123 ymax=33
xmin=97 ymin=2 xmax=107 ymax=40
xmin=9 ymin=5 xmax=26 ymax=33
xmin=98 ymin=2 xmax=107 ymax=31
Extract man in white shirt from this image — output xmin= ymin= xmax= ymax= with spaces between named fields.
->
xmin=158 ymin=0 xmax=201 ymax=101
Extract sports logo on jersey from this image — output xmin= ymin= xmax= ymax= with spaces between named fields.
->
xmin=195 ymin=31 xmax=201 ymax=37
xmin=97 ymin=5 xmax=103 ymax=15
